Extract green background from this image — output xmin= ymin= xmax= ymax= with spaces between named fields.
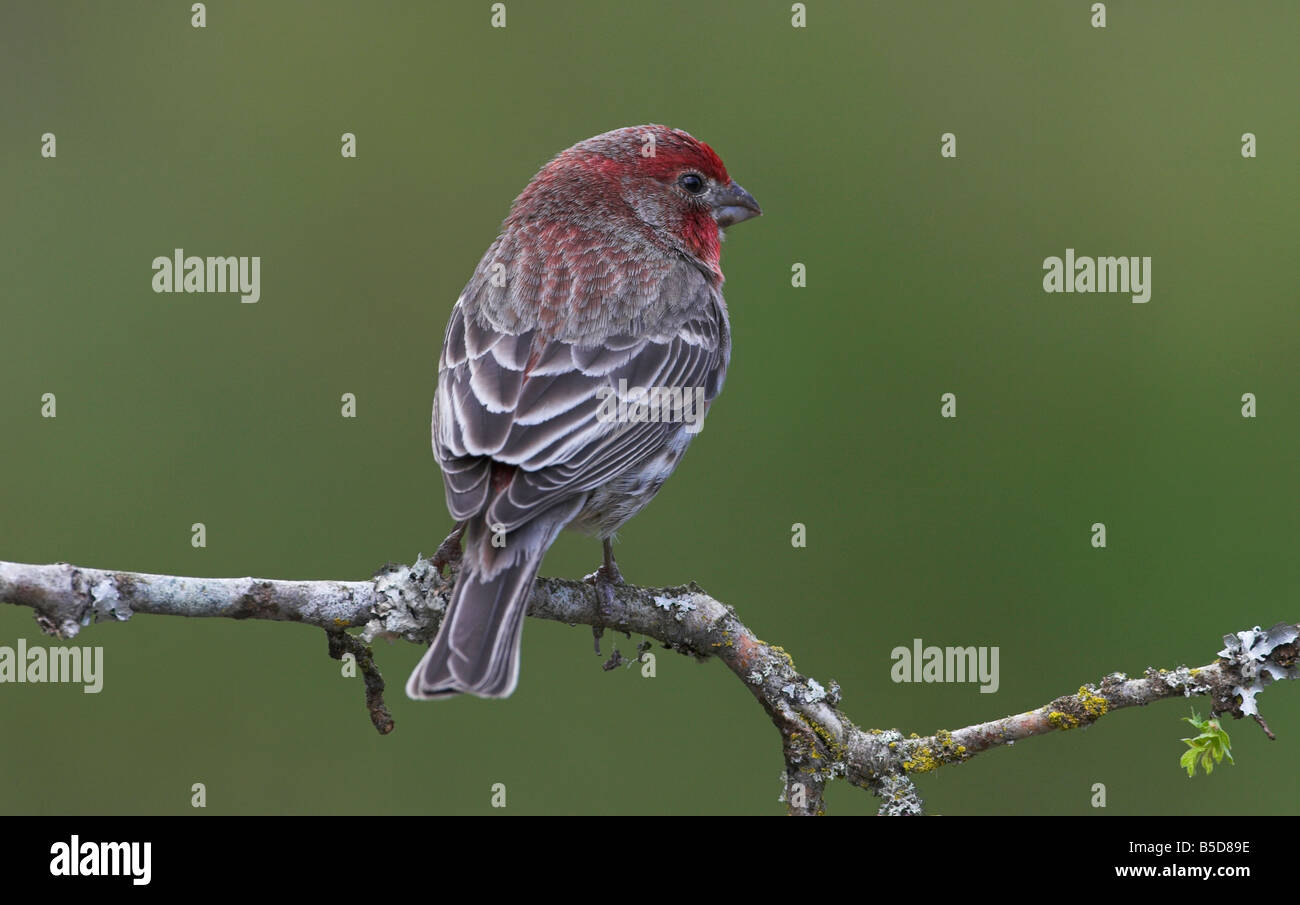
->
xmin=1 ymin=1 xmax=1296 ymax=816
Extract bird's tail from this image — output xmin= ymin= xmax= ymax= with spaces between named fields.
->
xmin=406 ymin=503 xmax=578 ymax=700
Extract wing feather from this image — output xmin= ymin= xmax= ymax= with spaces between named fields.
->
xmin=432 ymin=259 xmax=729 ymax=530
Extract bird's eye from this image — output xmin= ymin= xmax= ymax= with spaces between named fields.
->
xmin=678 ymin=173 xmax=706 ymax=195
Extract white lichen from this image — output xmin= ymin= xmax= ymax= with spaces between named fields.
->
xmin=90 ymin=578 xmax=130 ymax=623
xmin=652 ymin=594 xmax=698 ymax=622
xmin=780 ymin=677 xmax=829 ymax=704
xmin=1218 ymin=623 xmax=1299 ymax=717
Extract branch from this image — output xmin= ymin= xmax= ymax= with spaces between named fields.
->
xmin=1 ymin=558 xmax=1293 ymax=815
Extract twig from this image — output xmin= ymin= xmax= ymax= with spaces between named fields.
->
xmin=1 ymin=557 xmax=1293 ymax=815
xmin=326 ymin=630 xmax=394 ymax=735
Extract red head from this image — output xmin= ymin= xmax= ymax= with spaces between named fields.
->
xmin=506 ymin=125 xmax=761 ymax=273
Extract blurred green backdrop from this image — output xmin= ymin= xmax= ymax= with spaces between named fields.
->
xmin=1 ymin=0 xmax=1297 ymax=815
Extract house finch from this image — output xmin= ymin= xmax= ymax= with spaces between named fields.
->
xmin=406 ymin=125 xmax=761 ymax=700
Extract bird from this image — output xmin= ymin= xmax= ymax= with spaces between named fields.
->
xmin=406 ymin=125 xmax=761 ymax=700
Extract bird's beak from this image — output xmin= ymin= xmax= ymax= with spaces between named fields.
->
xmin=710 ymin=181 xmax=762 ymax=228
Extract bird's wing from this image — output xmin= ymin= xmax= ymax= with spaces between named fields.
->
xmin=433 ymin=261 xmax=728 ymax=530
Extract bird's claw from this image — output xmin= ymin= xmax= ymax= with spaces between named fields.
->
xmin=430 ymin=523 xmax=465 ymax=576
xmin=583 ymin=562 xmax=625 ymax=636
xmin=583 ymin=561 xmax=625 ymax=588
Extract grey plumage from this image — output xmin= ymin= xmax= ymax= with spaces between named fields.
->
xmin=407 ymin=125 xmax=756 ymax=700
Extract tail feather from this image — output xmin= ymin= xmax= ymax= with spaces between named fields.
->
xmin=406 ymin=502 xmax=579 ymax=700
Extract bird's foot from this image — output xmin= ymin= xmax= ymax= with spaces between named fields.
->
xmin=585 ymin=539 xmax=625 ymax=652
xmin=430 ymin=522 xmax=465 ymax=576
xmin=584 ymin=563 xmax=625 ymax=652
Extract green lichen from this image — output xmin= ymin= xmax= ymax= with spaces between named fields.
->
xmin=900 ymin=729 xmax=971 ymax=774
xmin=939 ymin=734 xmax=967 ymax=761
xmin=1046 ymin=684 xmax=1112 ymax=732
xmin=1077 ymin=685 xmax=1109 ymax=719
xmin=1049 ymin=710 xmax=1080 ymax=730
xmin=902 ymin=746 xmax=938 ymax=773
xmin=788 ymin=712 xmax=848 ymax=783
